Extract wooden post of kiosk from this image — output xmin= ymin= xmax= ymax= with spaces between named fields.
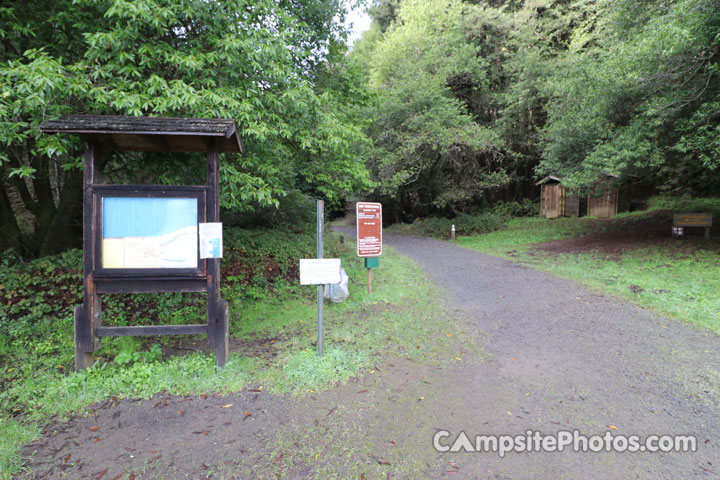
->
xmin=40 ymin=115 xmax=243 ymax=371
xmin=356 ymin=202 xmax=382 ymax=294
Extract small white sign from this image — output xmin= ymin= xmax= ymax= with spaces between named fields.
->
xmin=199 ymin=222 xmax=223 ymax=259
xmin=300 ymin=258 xmax=341 ymax=285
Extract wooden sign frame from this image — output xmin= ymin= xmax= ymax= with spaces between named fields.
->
xmin=41 ymin=116 xmax=243 ymax=371
xmin=93 ymin=186 xmax=207 ymax=277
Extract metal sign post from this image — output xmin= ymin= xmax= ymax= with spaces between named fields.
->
xmin=299 ymin=201 xmax=342 ymax=357
xmin=316 ymin=200 xmax=324 ymax=357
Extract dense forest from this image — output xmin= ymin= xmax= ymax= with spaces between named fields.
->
xmin=1 ymin=0 xmax=719 ymax=255
xmin=354 ymin=0 xmax=720 ymax=220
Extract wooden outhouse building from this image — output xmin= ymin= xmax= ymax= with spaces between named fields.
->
xmin=587 ymin=175 xmax=626 ymax=218
xmin=587 ymin=190 xmax=619 ymax=218
xmin=536 ymin=176 xmax=580 ymax=219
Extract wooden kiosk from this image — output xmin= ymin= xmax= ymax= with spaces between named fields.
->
xmin=40 ymin=116 xmax=243 ymax=371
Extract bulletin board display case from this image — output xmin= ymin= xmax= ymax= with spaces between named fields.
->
xmin=92 ymin=186 xmax=206 ymax=277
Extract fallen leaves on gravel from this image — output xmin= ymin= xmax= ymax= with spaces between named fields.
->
xmin=699 ymin=465 xmax=717 ymax=475
xmin=445 ymin=462 xmax=460 ymax=475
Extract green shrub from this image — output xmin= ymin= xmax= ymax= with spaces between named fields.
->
xmin=224 ymin=190 xmax=318 ymax=231
xmin=647 ymin=195 xmax=720 ymax=217
xmin=390 ymin=200 xmax=539 ymax=238
xmin=491 ymin=199 xmax=539 ymax=218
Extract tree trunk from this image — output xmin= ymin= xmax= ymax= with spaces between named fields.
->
xmin=0 ymin=182 xmax=26 ymax=254
xmin=38 ymin=168 xmax=83 ymax=256
xmin=1 ymin=165 xmax=83 ymax=258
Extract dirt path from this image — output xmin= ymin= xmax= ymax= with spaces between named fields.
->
xmin=332 ymin=229 xmax=720 ymax=478
xmin=21 ymin=231 xmax=720 ymax=479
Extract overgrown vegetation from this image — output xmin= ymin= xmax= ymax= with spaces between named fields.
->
xmin=0 ymin=0 xmax=370 ymax=256
xmin=354 ymin=0 xmax=720 ymax=220
xmin=0 ymin=227 xmax=475 ymax=478
xmin=388 ymin=199 xmax=538 ymax=238
xmin=456 ymin=196 xmax=720 ymax=333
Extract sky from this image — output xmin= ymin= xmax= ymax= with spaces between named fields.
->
xmin=344 ymin=1 xmax=372 ymax=46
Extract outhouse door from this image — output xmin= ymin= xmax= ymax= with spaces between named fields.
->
xmin=542 ymin=184 xmax=563 ymax=219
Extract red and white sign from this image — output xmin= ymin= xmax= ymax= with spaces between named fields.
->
xmin=356 ymin=202 xmax=382 ymax=257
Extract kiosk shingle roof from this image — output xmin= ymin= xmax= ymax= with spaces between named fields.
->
xmin=40 ymin=115 xmax=243 ymax=153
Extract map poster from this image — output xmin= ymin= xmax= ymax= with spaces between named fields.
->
xmin=102 ymin=197 xmax=198 ymax=269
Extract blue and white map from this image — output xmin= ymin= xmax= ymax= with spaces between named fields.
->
xmin=102 ymin=197 xmax=198 ymax=269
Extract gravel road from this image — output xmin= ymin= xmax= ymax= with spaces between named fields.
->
xmin=336 ymin=227 xmax=720 ymax=479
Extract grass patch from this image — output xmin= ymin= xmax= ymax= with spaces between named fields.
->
xmin=0 ymin=420 xmax=38 ymax=479
xmin=281 ymin=346 xmax=368 ymax=393
xmin=0 ymin=226 xmax=474 ymax=478
xmin=515 ymin=247 xmax=720 ymax=332
xmin=457 ymin=216 xmax=591 ymax=254
xmin=456 ymin=196 xmax=720 ymax=333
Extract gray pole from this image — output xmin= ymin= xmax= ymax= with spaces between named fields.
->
xmin=316 ymin=200 xmax=324 ymax=357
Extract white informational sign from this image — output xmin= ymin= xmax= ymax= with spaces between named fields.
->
xmin=299 ymin=258 xmax=341 ymax=285
xmin=199 ymin=222 xmax=223 ymax=259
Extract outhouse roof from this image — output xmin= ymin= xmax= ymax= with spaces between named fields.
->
xmin=535 ymin=175 xmax=563 ymax=186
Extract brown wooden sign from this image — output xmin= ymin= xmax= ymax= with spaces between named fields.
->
xmin=356 ymin=202 xmax=382 ymax=257
xmin=673 ymin=213 xmax=712 ymax=227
